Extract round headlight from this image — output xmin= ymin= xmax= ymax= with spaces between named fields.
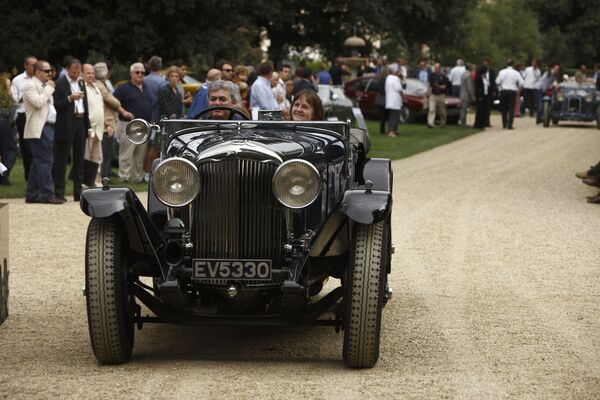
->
xmin=556 ymin=92 xmax=565 ymax=102
xmin=585 ymin=93 xmax=593 ymax=103
xmin=126 ymin=119 xmax=150 ymax=144
xmin=272 ymin=160 xmax=320 ymax=209
xmin=151 ymin=158 xmax=199 ymax=207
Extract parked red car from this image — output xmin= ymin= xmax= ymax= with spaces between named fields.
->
xmin=344 ymin=76 xmax=461 ymax=123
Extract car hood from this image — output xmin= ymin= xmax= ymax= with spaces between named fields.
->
xmin=167 ymin=128 xmax=346 ymax=165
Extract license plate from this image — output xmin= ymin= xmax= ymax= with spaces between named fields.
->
xmin=192 ymin=259 xmax=272 ymax=281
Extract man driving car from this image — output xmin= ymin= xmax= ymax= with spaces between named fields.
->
xmin=203 ymin=80 xmax=247 ymax=120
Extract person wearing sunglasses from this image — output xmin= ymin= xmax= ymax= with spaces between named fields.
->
xmin=216 ymin=59 xmax=234 ymax=81
xmin=22 ymin=60 xmax=63 ymax=204
xmin=113 ymin=62 xmax=154 ymax=184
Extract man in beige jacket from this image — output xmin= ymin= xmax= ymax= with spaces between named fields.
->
xmin=23 ymin=60 xmax=63 ymax=204
xmin=82 ymin=64 xmax=104 ymax=187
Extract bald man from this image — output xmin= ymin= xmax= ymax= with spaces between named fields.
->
xmin=186 ymin=68 xmax=222 ymax=119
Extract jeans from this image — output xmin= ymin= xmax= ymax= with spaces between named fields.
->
xmin=534 ymin=89 xmax=543 ymax=123
xmin=26 ymin=125 xmax=55 ymax=201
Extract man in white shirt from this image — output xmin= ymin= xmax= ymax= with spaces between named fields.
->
xmin=11 ymin=55 xmax=37 ymax=180
xmin=22 ymin=60 xmax=63 ymax=204
xmin=82 ymin=64 xmax=104 ymax=187
xmin=250 ymin=61 xmax=278 ymax=113
xmin=521 ymin=58 xmax=540 ymax=117
xmin=384 ymin=66 xmax=404 ymax=137
xmin=449 ymin=59 xmax=466 ymax=97
xmin=496 ymin=59 xmax=524 ymax=129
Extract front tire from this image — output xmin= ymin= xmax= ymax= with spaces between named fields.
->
xmin=85 ymin=217 xmax=135 ymax=364
xmin=343 ymin=221 xmax=388 ymax=368
xmin=542 ymin=102 xmax=550 ymax=127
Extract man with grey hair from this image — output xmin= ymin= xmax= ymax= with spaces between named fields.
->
xmin=113 ymin=62 xmax=154 ymax=183
xmin=187 ymin=68 xmax=221 ymax=119
xmin=449 ymin=59 xmax=466 ymax=97
xmin=203 ymin=79 xmax=245 ymax=120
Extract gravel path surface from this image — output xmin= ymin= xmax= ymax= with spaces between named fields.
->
xmin=1 ymin=116 xmax=599 ymax=399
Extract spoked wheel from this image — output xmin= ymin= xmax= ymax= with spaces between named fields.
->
xmin=399 ymin=106 xmax=411 ymax=124
xmin=85 ymin=217 xmax=135 ymax=364
xmin=542 ymin=102 xmax=550 ymax=127
xmin=343 ymin=221 xmax=388 ymax=368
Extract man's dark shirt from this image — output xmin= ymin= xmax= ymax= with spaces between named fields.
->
xmin=329 ymin=65 xmax=344 ymax=85
xmin=113 ymin=81 xmax=154 ymax=121
xmin=429 ymin=73 xmax=450 ymax=95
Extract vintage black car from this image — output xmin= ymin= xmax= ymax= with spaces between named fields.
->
xmin=80 ymin=107 xmax=393 ymax=368
xmin=543 ymin=83 xmax=600 ymax=128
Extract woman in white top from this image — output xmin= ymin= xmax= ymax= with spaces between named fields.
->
xmin=384 ymin=66 xmax=404 ymax=137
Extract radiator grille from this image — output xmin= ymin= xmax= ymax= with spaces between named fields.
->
xmin=193 ymin=159 xmax=286 ymax=273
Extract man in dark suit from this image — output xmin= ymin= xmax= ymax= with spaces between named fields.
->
xmin=53 ymin=58 xmax=91 ymax=201
xmin=474 ymin=59 xmax=496 ymax=129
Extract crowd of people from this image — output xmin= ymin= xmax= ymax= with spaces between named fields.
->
xmin=0 ymin=54 xmax=332 ymax=202
xmin=1 ymin=53 xmax=599 ymax=205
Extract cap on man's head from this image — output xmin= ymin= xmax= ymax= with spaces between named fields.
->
xmin=94 ymin=62 xmax=108 ymax=79
xmin=147 ymin=55 xmax=162 ymax=71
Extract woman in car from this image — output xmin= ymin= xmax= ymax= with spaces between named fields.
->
xmin=290 ymin=90 xmax=324 ymax=121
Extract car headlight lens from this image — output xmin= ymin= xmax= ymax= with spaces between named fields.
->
xmin=585 ymin=93 xmax=593 ymax=103
xmin=272 ymin=160 xmax=320 ymax=209
xmin=126 ymin=119 xmax=151 ymax=144
xmin=556 ymin=91 xmax=565 ymax=102
xmin=151 ymin=158 xmax=199 ymax=207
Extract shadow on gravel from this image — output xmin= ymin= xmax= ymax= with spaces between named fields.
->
xmin=130 ymin=323 xmax=343 ymax=365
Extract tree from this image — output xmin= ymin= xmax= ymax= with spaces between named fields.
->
xmin=526 ymin=0 xmax=600 ymax=67
xmin=450 ymin=0 xmax=543 ymax=68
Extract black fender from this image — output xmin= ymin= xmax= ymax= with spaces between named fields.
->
xmin=361 ymin=157 xmax=392 ymax=191
xmin=340 ymin=190 xmax=392 ymax=225
xmin=80 ymin=187 xmax=165 ymax=277
xmin=342 ymin=157 xmax=392 ymax=224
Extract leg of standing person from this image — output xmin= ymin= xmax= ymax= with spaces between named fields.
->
xmin=117 ymin=120 xmax=134 ymax=181
xmin=459 ymin=99 xmax=468 ymax=127
xmin=438 ymin=95 xmax=447 ymax=128
xmin=500 ymin=90 xmax=508 ymax=128
xmin=387 ymin=109 xmax=399 ymax=137
xmin=70 ymin=119 xmax=86 ymax=200
xmin=53 ymin=137 xmax=73 ymax=200
xmin=101 ymin=131 xmax=113 ymax=178
xmin=0 ymin=119 xmax=18 ymax=184
xmin=26 ymin=125 xmax=55 ymax=202
xmin=534 ymin=89 xmax=543 ymax=124
xmin=379 ymin=105 xmax=387 ymax=135
xmin=427 ymin=95 xmax=437 ymax=127
xmin=15 ymin=113 xmax=32 ymax=180
xmin=506 ymin=90 xmax=516 ymax=129
xmin=130 ymin=141 xmax=148 ymax=183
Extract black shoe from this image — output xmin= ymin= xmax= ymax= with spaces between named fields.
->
xmin=0 ymin=175 xmax=10 ymax=186
xmin=41 ymin=196 xmax=64 ymax=204
xmin=74 ymin=193 xmax=81 ymax=202
xmin=508 ymin=127 xmax=514 ymax=130
xmin=25 ymin=198 xmax=40 ymax=204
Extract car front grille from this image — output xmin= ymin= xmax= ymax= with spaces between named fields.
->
xmin=568 ymin=98 xmax=581 ymax=113
xmin=193 ymin=159 xmax=286 ymax=282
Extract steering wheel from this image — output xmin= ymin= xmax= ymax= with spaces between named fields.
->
xmin=192 ymin=106 xmax=250 ymax=120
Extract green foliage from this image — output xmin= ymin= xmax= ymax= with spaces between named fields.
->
xmin=526 ymin=0 xmax=600 ymax=67
xmin=0 ymin=0 xmax=471 ymax=72
xmin=450 ymin=0 xmax=543 ymax=67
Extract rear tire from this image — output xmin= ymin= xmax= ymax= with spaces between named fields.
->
xmin=542 ymin=102 xmax=550 ymax=127
xmin=343 ymin=221 xmax=388 ymax=368
xmin=85 ymin=217 xmax=135 ymax=364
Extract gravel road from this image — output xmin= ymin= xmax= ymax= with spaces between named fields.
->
xmin=1 ymin=116 xmax=599 ymax=399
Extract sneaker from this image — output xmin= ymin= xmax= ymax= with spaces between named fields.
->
xmin=387 ymin=132 xmax=398 ymax=138
xmin=575 ymin=171 xmax=592 ymax=179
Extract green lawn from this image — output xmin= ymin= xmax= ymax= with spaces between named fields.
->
xmin=0 ymin=120 xmax=481 ymax=199
xmin=365 ymin=120 xmax=481 ymax=160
